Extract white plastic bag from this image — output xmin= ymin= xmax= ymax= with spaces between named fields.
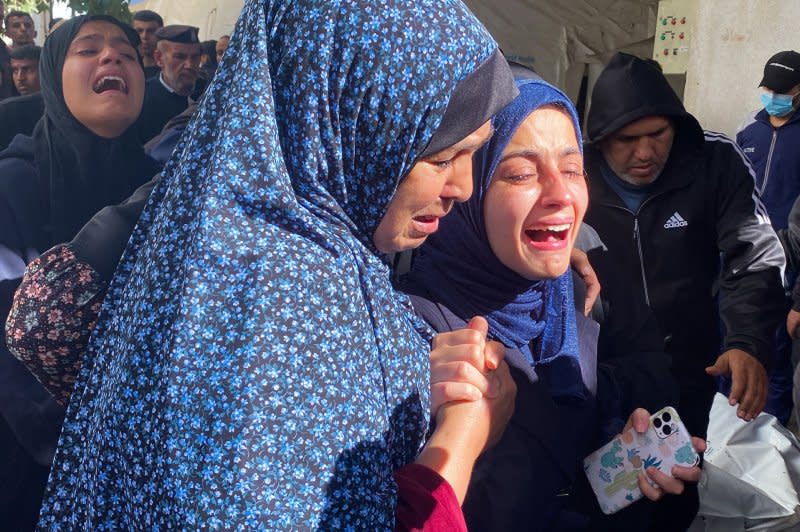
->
xmin=693 ymin=393 xmax=800 ymax=531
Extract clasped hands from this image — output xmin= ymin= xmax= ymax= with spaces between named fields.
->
xmin=429 ymin=316 xmax=515 ymax=453
xmin=429 ymin=316 xmax=705 ymax=503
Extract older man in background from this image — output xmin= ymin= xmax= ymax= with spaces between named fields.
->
xmin=138 ymin=24 xmax=202 ymax=143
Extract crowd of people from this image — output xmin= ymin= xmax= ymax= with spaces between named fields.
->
xmin=0 ymin=4 xmax=230 ymax=150
xmin=0 ymin=0 xmax=798 ymax=530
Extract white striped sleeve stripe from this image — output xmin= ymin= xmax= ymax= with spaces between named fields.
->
xmin=704 ymin=130 xmax=771 ymax=224
xmin=735 ymin=111 xmax=758 ymax=135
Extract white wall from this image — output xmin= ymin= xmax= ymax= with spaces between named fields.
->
xmin=684 ymin=0 xmax=800 ymax=137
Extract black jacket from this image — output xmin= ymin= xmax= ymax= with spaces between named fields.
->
xmin=0 ymin=92 xmax=44 ymax=150
xmin=583 ymin=57 xmax=784 ymax=377
xmin=138 ymin=76 xmax=191 ymax=144
xmin=585 ymin=133 xmax=784 ymax=373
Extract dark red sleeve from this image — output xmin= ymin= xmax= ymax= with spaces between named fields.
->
xmin=394 ymin=463 xmax=467 ymax=532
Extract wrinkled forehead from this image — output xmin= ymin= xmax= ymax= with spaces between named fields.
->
xmin=160 ymin=41 xmax=202 ymax=54
xmin=502 ymin=104 xmax=580 ymax=150
xmin=477 ymin=81 xmax=581 ymax=192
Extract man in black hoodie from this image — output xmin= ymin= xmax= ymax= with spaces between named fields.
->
xmin=582 ymin=52 xmax=785 ymax=530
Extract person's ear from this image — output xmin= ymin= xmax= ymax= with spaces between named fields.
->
xmin=154 ymin=48 xmax=164 ymax=69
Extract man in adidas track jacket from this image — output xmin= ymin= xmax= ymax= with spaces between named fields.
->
xmin=582 ymin=53 xmax=785 ymax=531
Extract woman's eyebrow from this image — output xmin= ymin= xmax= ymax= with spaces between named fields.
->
xmin=561 ymin=146 xmax=580 ymax=156
xmin=498 ymin=149 xmax=540 ymax=163
xmin=70 ymin=34 xmax=132 ymax=48
xmin=70 ymin=33 xmax=102 ymax=45
xmin=498 ymin=146 xmax=580 ymax=164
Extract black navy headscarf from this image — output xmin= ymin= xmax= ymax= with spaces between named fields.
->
xmin=404 ymin=79 xmax=586 ymax=398
xmin=39 ymin=0 xmax=516 ymax=529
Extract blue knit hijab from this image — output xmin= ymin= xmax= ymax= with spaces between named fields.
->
xmin=405 ymin=80 xmax=586 ymax=398
xmin=39 ymin=1 xmax=514 ymax=529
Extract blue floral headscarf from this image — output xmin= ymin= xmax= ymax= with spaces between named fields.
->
xmin=38 ymin=1 xmax=514 ymax=529
xmin=404 ymin=80 xmax=587 ymax=398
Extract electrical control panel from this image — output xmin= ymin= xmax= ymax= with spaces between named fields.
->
xmin=654 ymin=0 xmax=694 ymax=73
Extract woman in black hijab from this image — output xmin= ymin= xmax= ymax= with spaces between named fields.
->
xmin=0 ymin=15 xmax=159 ymax=530
xmin=0 ymin=15 xmax=159 ymax=253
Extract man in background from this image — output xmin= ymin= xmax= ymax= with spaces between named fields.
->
xmin=139 ymin=25 xmax=202 ymax=143
xmin=216 ymin=34 xmax=229 ymax=63
xmin=737 ymin=51 xmax=800 ymax=426
xmin=9 ymin=44 xmax=39 ymax=96
xmin=738 ymin=51 xmax=800 ymax=252
xmin=0 ymin=0 xmax=13 ymax=101
xmin=4 ymin=10 xmax=35 ymax=49
xmin=583 ymin=52 xmax=785 ymax=531
xmin=132 ymin=9 xmax=163 ymax=79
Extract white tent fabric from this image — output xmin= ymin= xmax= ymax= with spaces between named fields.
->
xmin=131 ymin=0 xmax=656 ymax=101
xmin=130 ymin=0 xmax=243 ymax=40
xmin=464 ymin=0 xmax=658 ymax=102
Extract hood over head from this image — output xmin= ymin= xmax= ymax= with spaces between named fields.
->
xmin=586 ymin=52 xmax=702 ymax=147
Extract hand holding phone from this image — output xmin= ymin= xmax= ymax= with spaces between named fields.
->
xmin=583 ymin=406 xmax=700 ymax=514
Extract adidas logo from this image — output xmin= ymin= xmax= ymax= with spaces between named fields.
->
xmin=664 ymin=212 xmax=688 ymax=229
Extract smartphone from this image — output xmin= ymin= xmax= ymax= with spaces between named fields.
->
xmin=583 ymin=406 xmax=699 ymax=514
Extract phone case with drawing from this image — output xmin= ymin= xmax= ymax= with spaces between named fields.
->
xmin=583 ymin=406 xmax=699 ymax=514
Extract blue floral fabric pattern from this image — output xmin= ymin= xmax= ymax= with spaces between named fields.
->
xmin=38 ymin=0 xmax=498 ymax=529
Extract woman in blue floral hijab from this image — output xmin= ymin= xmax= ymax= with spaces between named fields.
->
xmin=33 ymin=0 xmax=517 ymax=529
